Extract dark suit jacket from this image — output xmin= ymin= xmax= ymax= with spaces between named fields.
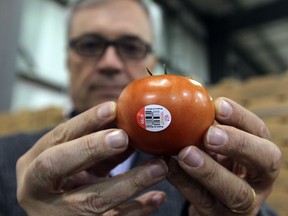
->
xmin=0 ymin=130 xmax=278 ymax=216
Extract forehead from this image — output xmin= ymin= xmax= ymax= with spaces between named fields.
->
xmin=69 ymin=0 xmax=153 ymax=42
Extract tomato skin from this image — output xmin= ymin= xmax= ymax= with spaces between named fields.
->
xmin=116 ymin=74 xmax=215 ymax=156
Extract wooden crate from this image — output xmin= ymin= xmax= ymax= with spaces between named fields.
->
xmin=0 ymin=107 xmax=64 ymax=136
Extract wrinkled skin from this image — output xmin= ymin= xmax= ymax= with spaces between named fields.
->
xmin=17 ymin=102 xmax=168 ymax=216
xmin=16 ymin=98 xmax=281 ymax=216
xmin=167 ymin=97 xmax=281 ymax=216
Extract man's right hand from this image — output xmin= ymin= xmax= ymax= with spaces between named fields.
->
xmin=16 ymin=101 xmax=167 ymax=216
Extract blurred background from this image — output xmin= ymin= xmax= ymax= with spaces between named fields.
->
xmin=1 ymin=0 xmax=288 ymax=112
xmin=0 ymin=0 xmax=288 ymax=214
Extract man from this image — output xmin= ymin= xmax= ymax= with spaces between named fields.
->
xmin=0 ymin=0 xmax=281 ymax=215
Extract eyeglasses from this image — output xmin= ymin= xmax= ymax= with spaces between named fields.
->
xmin=69 ymin=34 xmax=153 ymax=60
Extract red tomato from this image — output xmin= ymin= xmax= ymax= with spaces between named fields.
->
xmin=116 ymin=74 xmax=215 ymax=156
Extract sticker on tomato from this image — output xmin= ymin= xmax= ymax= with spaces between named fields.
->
xmin=136 ymin=104 xmax=172 ymax=132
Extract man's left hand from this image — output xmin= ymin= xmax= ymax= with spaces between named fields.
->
xmin=167 ymin=97 xmax=281 ymax=216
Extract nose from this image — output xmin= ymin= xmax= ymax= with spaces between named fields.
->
xmin=97 ymin=46 xmax=124 ymax=78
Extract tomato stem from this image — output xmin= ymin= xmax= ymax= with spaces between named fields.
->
xmin=164 ymin=64 xmax=167 ymax=75
xmin=146 ymin=68 xmax=153 ymax=76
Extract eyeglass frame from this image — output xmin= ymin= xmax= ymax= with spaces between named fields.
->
xmin=68 ymin=34 xmax=153 ymax=60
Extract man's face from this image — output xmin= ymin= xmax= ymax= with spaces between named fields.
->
xmin=67 ymin=0 xmax=157 ymax=113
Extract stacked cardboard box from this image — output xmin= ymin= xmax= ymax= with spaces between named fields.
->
xmin=0 ymin=107 xmax=64 ymax=136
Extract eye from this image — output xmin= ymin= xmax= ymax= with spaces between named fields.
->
xmin=119 ymin=39 xmax=147 ymax=58
xmin=121 ymin=42 xmax=143 ymax=54
xmin=74 ymin=37 xmax=105 ymax=56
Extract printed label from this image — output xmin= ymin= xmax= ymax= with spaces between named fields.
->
xmin=136 ymin=104 xmax=172 ymax=132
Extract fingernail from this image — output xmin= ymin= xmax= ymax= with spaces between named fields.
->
xmin=188 ymin=205 xmax=197 ymax=215
xmin=218 ymin=100 xmax=233 ymax=118
xmin=148 ymin=160 xmax=168 ymax=178
xmin=105 ymin=130 xmax=128 ymax=149
xmin=98 ymin=102 xmax=115 ymax=119
xmin=207 ymin=126 xmax=228 ymax=146
xmin=182 ymin=147 xmax=203 ymax=167
xmin=151 ymin=193 xmax=165 ymax=206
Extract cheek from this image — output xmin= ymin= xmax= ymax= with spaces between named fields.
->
xmin=69 ymin=58 xmax=92 ymax=87
xmin=129 ymin=67 xmax=148 ymax=80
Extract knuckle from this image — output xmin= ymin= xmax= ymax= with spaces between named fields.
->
xmin=234 ymin=108 xmax=246 ymax=125
xmin=65 ymin=195 xmax=109 ymax=215
xmin=16 ymin=155 xmax=25 ymax=174
xmin=130 ymin=173 xmax=148 ymax=189
xmin=196 ymin=189 xmax=215 ymax=209
xmin=233 ymin=134 xmax=249 ymax=155
xmin=81 ymin=135 xmax=98 ymax=160
xmin=81 ymin=192 xmax=110 ymax=214
xmin=268 ymin=145 xmax=282 ymax=174
xmin=32 ymin=153 xmax=58 ymax=185
xmin=202 ymin=163 xmax=219 ymax=182
xmin=16 ymin=186 xmax=26 ymax=207
xmin=257 ymin=119 xmax=271 ymax=139
xmin=229 ymin=184 xmax=254 ymax=212
xmin=51 ymin=123 xmax=70 ymax=144
xmin=16 ymin=157 xmax=27 ymax=205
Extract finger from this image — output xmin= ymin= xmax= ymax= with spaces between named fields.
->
xmin=25 ymin=129 xmax=129 ymax=192
xmin=167 ymin=158 xmax=231 ymax=216
xmin=62 ymin=159 xmax=168 ymax=215
xmin=166 ymin=158 xmax=216 ymax=211
xmin=175 ymin=146 xmax=256 ymax=214
xmin=29 ymin=101 xmax=117 ymax=159
xmin=104 ymin=191 xmax=166 ymax=216
xmin=214 ymin=97 xmax=271 ymax=139
xmin=87 ymin=146 xmax=134 ymax=177
xmin=188 ymin=205 xmax=201 ymax=216
xmin=204 ymin=125 xmax=282 ymax=184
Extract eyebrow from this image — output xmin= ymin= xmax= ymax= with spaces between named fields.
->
xmin=69 ymin=33 xmax=148 ymax=43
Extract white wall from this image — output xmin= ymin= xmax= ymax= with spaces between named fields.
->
xmin=18 ymin=0 xmax=68 ymax=86
xmin=12 ymin=0 xmax=69 ymax=112
xmin=11 ymin=78 xmax=71 ymax=111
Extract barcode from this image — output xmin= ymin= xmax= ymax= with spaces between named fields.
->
xmin=140 ymin=104 xmax=171 ymax=132
xmin=145 ymin=110 xmax=161 ymax=128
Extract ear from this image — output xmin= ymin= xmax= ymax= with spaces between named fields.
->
xmin=66 ymin=48 xmax=71 ymax=72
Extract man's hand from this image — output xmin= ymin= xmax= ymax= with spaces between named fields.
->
xmin=16 ymin=102 xmax=168 ymax=216
xmin=167 ymin=97 xmax=281 ymax=216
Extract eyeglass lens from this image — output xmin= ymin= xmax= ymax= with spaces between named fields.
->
xmin=69 ymin=34 xmax=152 ymax=60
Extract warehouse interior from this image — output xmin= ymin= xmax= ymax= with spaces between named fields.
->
xmin=0 ymin=0 xmax=287 ymax=215
xmin=156 ymin=0 xmax=288 ymax=82
xmin=1 ymin=0 xmax=288 ymax=111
